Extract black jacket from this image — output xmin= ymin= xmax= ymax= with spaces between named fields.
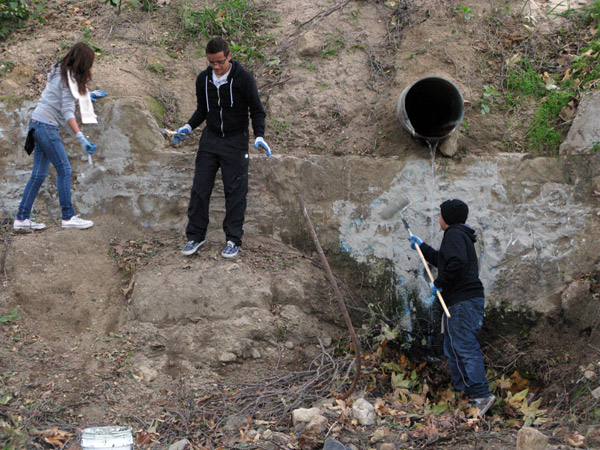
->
xmin=187 ymin=60 xmax=266 ymax=138
xmin=420 ymin=224 xmax=484 ymax=307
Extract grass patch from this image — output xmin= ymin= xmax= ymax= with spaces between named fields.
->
xmin=319 ymin=30 xmax=345 ymax=58
xmin=179 ymin=0 xmax=273 ymax=65
xmin=502 ymin=1 xmax=600 ymax=155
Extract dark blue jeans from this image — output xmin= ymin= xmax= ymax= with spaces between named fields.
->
xmin=443 ymin=297 xmax=491 ymax=398
xmin=17 ymin=119 xmax=74 ymax=221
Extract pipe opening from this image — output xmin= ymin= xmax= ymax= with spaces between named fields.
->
xmin=398 ymin=77 xmax=464 ymax=141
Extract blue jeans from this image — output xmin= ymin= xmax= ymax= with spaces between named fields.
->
xmin=17 ymin=119 xmax=74 ymax=220
xmin=443 ymin=297 xmax=491 ymax=398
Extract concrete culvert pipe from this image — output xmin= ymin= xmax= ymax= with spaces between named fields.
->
xmin=397 ymin=76 xmax=464 ymax=141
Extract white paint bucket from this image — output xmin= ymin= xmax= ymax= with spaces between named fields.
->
xmin=81 ymin=426 xmax=134 ymax=450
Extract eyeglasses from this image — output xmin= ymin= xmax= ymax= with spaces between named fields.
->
xmin=208 ymin=58 xmax=228 ymax=66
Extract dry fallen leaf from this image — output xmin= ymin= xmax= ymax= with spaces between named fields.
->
xmin=565 ymin=431 xmax=586 ymax=448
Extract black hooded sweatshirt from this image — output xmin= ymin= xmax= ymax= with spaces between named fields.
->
xmin=419 ymin=224 xmax=484 ymax=307
xmin=187 ymin=60 xmax=266 ymax=138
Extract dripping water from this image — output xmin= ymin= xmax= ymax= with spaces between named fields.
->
xmin=424 ymin=138 xmax=440 ymax=351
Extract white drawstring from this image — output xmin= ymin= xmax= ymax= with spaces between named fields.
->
xmin=205 ymin=77 xmax=210 ymax=112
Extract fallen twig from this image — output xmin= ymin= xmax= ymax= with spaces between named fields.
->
xmin=298 ymin=194 xmax=361 ymax=400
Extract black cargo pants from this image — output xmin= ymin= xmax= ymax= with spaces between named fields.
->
xmin=185 ymin=128 xmax=249 ymax=246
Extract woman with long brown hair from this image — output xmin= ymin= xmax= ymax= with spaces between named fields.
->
xmin=14 ymin=42 xmax=97 ymax=231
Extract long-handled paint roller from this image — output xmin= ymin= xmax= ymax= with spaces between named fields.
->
xmin=79 ymin=143 xmax=106 ymax=184
xmin=401 ymin=217 xmax=451 ymax=318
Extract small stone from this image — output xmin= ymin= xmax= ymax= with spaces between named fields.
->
xmin=284 ymin=340 xmax=294 ymax=349
xmin=591 ymin=386 xmax=600 ymax=400
xmin=352 ymin=398 xmax=376 ymax=426
xmin=292 ymin=407 xmax=321 ymax=426
xmin=251 ymin=348 xmax=261 ymax=359
xmin=167 ymin=439 xmax=190 ymax=450
xmin=323 ymin=437 xmax=352 ymax=450
xmin=302 ymin=414 xmax=328 ymax=438
xmin=516 ymin=426 xmax=549 ymax=450
xmin=218 ymin=352 xmax=237 ymax=363
xmin=439 ymin=131 xmax=461 ymax=157
xmin=136 ymin=364 xmax=158 ymax=382
xmin=296 ymin=33 xmax=321 ymax=57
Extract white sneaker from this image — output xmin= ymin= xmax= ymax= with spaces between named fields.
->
xmin=13 ymin=218 xmax=46 ymax=231
xmin=62 ymin=215 xmax=94 ymax=229
xmin=474 ymin=395 xmax=496 ymax=416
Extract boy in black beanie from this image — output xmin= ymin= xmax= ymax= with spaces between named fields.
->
xmin=408 ymin=199 xmax=495 ymax=416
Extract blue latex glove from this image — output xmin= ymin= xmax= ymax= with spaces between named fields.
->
xmin=254 ymin=136 xmax=271 ymax=157
xmin=76 ymin=131 xmax=96 ymax=155
xmin=430 ymin=282 xmax=442 ymax=298
xmin=409 ymin=235 xmax=423 ymax=250
xmin=171 ymin=124 xmax=191 ymax=145
xmin=89 ymin=90 xmax=107 ymax=102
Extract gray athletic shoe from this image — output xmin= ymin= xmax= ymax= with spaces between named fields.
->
xmin=182 ymin=240 xmax=205 ymax=256
xmin=473 ymin=395 xmax=496 ymax=416
xmin=221 ymin=240 xmax=239 ymax=258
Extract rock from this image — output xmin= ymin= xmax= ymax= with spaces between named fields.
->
xmin=352 ymin=398 xmax=376 ymax=426
xmin=218 ymin=351 xmax=237 ymax=363
xmin=302 ymin=414 xmax=328 ymax=438
xmin=560 ymin=91 xmax=600 ymax=155
xmin=323 ymin=438 xmax=352 ymax=450
xmin=583 ymin=370 xmax=596 ymax=381
xmin=516 ymin=426 xmax=549 ymax=450
xmin=8 ymin=65 xmax=34 ymax=86
xmin=296 ymin=32 xmax=321 ymax=57
xmin=167 ymin=439 xmax=190 ymax=450
xmin=251 ymin=348 xmax=261 ymax=359
xmin=439 ymin=131 xmax=461 ymax=157
xmin=135 ymin=364 xmax=158 ymax=382
xmin=561 ymin=280 xmax=598 ymax=331
xmin=591 ymin=386 xmax=600 ymax=400
xmin=292 ymin=407 xmax=321 ymax=426
xmin=224 ymin=414 xmax=247 ymax=432
xmin=0 ymin=78 xmax=19 ymax=94
xmin=284 ymin=340 xmax=294 ymax=349
xmin=246 ymin=429 xmax=259 ymax=440
xmin=271 ymin=275 xmax=306 ymax=305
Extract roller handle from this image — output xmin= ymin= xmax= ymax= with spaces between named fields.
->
xmin=403 ymin=217 xmax=451 ymax=318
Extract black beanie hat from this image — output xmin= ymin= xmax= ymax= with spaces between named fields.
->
xmin=440 ymin=199 xmax=469 ymax=225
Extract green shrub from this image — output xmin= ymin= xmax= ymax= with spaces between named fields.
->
xmin=0 ymin=0 xmax=30 ymax=40
xmin=505 ymin=59 xmax=545 ymax=99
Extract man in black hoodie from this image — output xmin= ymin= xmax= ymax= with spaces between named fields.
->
xmin=172 ymin=37 xmax=270 ymax=259
xmin=409 ymin=199 xmax=495 ymax=416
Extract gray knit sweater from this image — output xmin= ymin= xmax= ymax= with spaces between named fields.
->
xmin=31 ymin=64 xmax=76 ymax=126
